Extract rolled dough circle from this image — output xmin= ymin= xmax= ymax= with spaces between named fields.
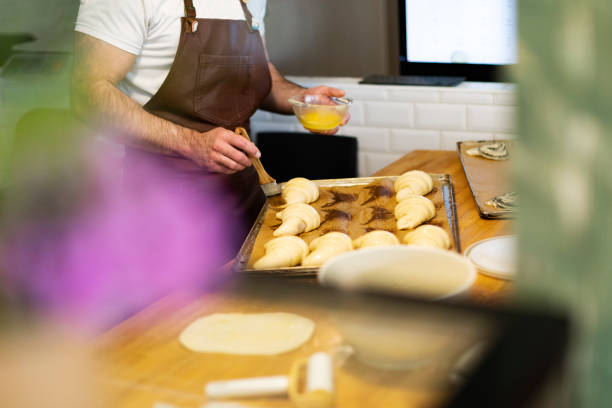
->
xmin=179 ymin=312 xmax=315 ymax=355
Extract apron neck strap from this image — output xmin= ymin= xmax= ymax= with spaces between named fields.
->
xmin=182 ymin=0 xmax=256 ymax=32
xmin=238 ymin=0 xmax=255 ymax=32
xmin=183 ymin=0 xmax=196 ymax=18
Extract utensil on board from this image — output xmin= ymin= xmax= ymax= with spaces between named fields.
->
xmin=466 ymin=141 xmax=510 ymax=160
xmin=205 ymin=352 xmax=334 ymax=408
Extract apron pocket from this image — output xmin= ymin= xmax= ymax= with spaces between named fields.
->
xmin=194 ymin=54 xmax=257 ymax=127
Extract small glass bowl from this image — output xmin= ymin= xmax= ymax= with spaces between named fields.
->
xmin=288 ymin=94 xmax=352 ymax=131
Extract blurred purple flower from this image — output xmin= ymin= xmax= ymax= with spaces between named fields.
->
xmin=2 ymin=139 xmax=236 ymax=330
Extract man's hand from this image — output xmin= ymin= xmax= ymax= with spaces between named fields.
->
xmin=299 ymin=85 xmax=351 ymax=135
xmin=181 ymin=127 xmax=261 ymax=175
xmin=303 ymin=85 xmax=345 ymax=101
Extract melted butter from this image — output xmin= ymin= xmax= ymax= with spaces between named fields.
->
xmin=298 ymin=111 xmax=344 ymax=131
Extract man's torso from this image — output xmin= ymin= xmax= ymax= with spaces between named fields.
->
xmin=75 ymin=0 xmax=267 ymax=105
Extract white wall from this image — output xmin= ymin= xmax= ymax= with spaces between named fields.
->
xmin=251 ymin=77 xmax=517 ymax=176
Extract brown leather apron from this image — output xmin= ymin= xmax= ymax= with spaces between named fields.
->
xmin=124 ymin=0 xmax=271 ymax=256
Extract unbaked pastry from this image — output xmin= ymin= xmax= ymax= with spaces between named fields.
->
xmin=253 ymin=235 xmax=309 ymax=269
xmin=302 ymin=232 xmax=353 ymax=267
xmin=274 ymin=203 xmax=321 ymax=236
xmin=394 ymin=170 xmax=433 ymax=197
xmin=353 ymin=230 xmax=400 ymax=249
xmin=394 ymin=194 xmax=436 ymax=230
xmin=403 ymin=225 xmax=451 ymax=249
xmin=282 ymin=177 xmax=320 ymax=205
xmin=179 ymin=312 xmax=315 ymax=355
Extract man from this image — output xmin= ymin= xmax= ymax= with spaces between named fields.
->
xmin=71 ymin=0 xmax=348 ymax=254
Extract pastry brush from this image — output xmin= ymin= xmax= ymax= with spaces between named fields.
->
xmin=235 ymin=127 xmax=281 ymax=196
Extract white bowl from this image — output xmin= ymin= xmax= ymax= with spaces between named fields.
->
xmin=318 ymin=246 xmax=476 ymax=300
xmin=318 ymin=246 xmax=478 ymax=369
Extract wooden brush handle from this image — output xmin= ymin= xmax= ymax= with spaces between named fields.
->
xmin=235 ymin=127 xmax=276 ymax=185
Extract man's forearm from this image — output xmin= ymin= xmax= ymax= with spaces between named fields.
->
xmin=71 ymin=32 xmax=194 ymax=154
xmin=72 ymin=79 xmax=194 ymax=155
xmin=259 ymin=63 xmax=306 ymax=114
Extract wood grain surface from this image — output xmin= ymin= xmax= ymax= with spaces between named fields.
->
xmin=97 ymin=150 xmax=514 ymax=408
xmin=373 ymin=150 xmax=514 ymax=303
xmin=98 ymin=290 xmax=471 ymax=408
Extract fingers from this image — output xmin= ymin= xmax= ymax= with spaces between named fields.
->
xmin=341 ymin=112 xmax=351 ymax=126
xmin=207 ymin=161 xmax=238 ymax=175
xmin=305 ymin=127 xmax=339 ymax=135
xmin=214 ymin=130 xmax=263 ymax=169
xmin=212 ymin=150 xmax=247 ymax=173
xmin=326 ymin=86 xmax=346 ymax=98
xmin=192 ymin=152 xmax=241 ymax=175
xmin=306 ymin=85 xmax=346 ymax=98
xmin=188 ymin=127 xmax=263 ymax=174
xmin=212 ymin=135 xmax=252 ymax=168
xmin=228 ymin=132 xmax=261 ymax=159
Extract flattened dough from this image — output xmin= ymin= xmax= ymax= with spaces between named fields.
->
xmin=179 ymin=313 xmax=315 ymax=355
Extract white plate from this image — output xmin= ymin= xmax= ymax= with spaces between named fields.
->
xmin=464 ymin=235 xmax=516 ymax=280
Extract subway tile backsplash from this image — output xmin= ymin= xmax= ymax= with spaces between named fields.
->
xmin=414 ymin=103 xmax=467 ymax=130
xmin=337 ymin=126 xmax=390 ymax=153
xmin=363 ymin=101 xmax=414 ymax=128
xmin=251 ymin=77 xmax=517 ymax=176
xmin=467 ymin=105 xmax=517 ymax=132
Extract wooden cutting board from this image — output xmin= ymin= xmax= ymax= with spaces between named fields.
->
xmin=457 ymin=141 xmax=514 ymax=219
xmin=236 ymin=175 xmax=460 ymax=276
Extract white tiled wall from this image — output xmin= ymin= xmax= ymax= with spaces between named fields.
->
xmin=251 ymin=76 xmax=518 ymax=176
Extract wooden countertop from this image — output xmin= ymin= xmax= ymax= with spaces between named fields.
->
xmin=372 ymin=150 xmax=513 ymax=303
xmin=98 ymin=150 xmax=513 ymax=408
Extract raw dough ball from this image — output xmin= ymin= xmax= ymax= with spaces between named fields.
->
xmin=403 ymin=225 xmax=451 ymax=249
xmin=353 ymin=230 xmax=400 ymax=249
xmin=274 ymin=203 xmax=321 ymax=236
xmin=394 ymin=194 xmax=436 ymax=230
xmin=253 ymin=236 xmax=309 ymax=269
xmin=395 ymin=170 xmax=434 ymax=197
xmin=179 ymin=313 xmax=315 ymax=355
xmin=282 ymin=177 xmax=320 ymax=205
xmin=302 ymin=232 xmax=353 ymax=267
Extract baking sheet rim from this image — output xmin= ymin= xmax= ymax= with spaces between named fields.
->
xmin=234 ymin=174 xmax=460 ymax=277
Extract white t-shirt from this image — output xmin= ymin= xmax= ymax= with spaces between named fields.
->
xmin=75 ymin=0 xmax=267 ymax=105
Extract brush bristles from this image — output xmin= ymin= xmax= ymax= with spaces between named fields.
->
xmin=261 ymin=182 xmax=281 ymax=196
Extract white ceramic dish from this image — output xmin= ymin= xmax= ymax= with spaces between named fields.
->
xmin=464 ymin=235 xmax=516 ymax=280
xmin=318 ymin=246 xmax=476 ymax=300
xmin=317 ymin=246 xmax=478 ymax=369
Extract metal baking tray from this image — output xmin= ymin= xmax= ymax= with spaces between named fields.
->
xmin=234 ymin=174 xmax=460 ymax=277
xmin=457 ymin=140 xmax=514 ymax=219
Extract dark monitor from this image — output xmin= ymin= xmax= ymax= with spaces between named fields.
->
xmin=398 ymin=0 xmax=518 ymax=82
